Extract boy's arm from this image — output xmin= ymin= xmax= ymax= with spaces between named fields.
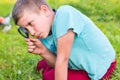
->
xmin=25 ymin=38 xmax=56 ymax=67
xmin=55 ymin=29 xmax=75 ymax=80
xmin=40 ymin=49 xmax=56 ymax=67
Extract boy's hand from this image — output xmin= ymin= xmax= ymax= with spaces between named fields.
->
xmin=25 ymin=38 xmax=47 ymax=55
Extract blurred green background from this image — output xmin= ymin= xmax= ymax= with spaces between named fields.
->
xmin=0 ymin=0 xmax=120 ymax=80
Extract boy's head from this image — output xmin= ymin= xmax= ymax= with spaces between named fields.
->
xmin=12 ymin=0 xmax=50 ymax=24
xmin=12 ymin=0 xmax=55 ymax=38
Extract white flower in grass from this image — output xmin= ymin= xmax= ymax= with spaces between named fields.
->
xmin=18 ymin=70 xmax=21 ymax=75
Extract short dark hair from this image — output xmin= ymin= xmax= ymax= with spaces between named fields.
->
xmin=12 ymin=0 xmax=50 ymax=24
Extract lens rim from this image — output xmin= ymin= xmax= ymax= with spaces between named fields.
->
xmin=18 ymin=27 xmax=29 ymax=38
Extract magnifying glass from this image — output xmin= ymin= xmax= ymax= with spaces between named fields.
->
xmin=18 ymin=27 xmax=29 ymax=38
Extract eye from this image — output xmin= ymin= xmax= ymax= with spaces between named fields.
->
xmin=28 ymin=20 xmax=34 ymax=26
xmin=28 ymin=22 xmax=32 ymax=26
xmin=24 ymin=28 xmax=29 ymax=32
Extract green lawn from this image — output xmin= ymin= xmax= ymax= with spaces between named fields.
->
xmin=0 ymin=0 xmax=120 ymax=80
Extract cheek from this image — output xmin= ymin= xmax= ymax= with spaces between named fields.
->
xmin=32 ymin=22 xmax=40 ymax=31
xmin=34 ymin=18 xmax=50 ymax=32
xmin=34 ymin=22 xmax=47 ymax=32
xmin=34 ymin=26 xmax=41 ymax=32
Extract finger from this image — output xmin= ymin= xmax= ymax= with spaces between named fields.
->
xmin=28 ymin=45 xmax=36 ymax=49
xmin=26 ymin=41 xmax=34 ymax=46
xmin=30 ymin=39 xmax=43 ymax=48
xmin=30 ymin=38 xmax=38 ymax=42
xmin=28 ymin=48 xmax=41 ymax=55
xmin=34 ymin=32 xmax=41 ymax=38
xmin=24 ymin=38 xmax=30 ymax=42
xmin=32 ymin=49 xmax=41 ymax=55
xmin=28 ymin=48 xmax=34 ymax=53
xmin=30 ymin=39 xmax=42 ymax=45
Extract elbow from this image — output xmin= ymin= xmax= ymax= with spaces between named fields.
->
xmin=56 ymin=56 xmax=69 ymax=65
xmin=63 ymin=56 xmax=69 ymax=62
xmin=60 ymin=55 xmax=69 ymax=63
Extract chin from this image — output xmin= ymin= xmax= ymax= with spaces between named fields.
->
xmin=42 ymin=36 xmax=47 ymax=39
xmin=38 ymin=35 xmax=46 ymax=39
xmin=39 ymin=33 xmax=49 ymax=39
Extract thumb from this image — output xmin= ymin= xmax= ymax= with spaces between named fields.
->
xmin=30 ymin=38 xmax=42 ymax=47
xmin=30 ymin=38 xmax=38 ymax=42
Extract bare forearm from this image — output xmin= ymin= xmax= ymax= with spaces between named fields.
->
xmin=40 ymin=50 xmax=56 ymax=67
xmin=55 ymin=56 xmax=68 ymax=80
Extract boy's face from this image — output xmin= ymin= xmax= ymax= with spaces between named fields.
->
xmin=17 ymin=5 xmax=53 ymax=39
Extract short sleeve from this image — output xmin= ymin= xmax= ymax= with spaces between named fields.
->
xmin=53 ymin=5 xmax=86 ymax=38
xmin=39 ymin=35 xmax=56 ymax=54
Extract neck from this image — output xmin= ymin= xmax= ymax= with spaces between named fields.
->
xmin=48 ymin=9 xmax=55 ymax=36
xmin=51 ymin=9 xmax=55 ymax=24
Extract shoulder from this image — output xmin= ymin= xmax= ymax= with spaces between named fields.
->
xmin=56 ymin=5 xmax=79 ymax=14
xmin=55 ymin=5 xmax=85 ymax=19
xmin=54 ymin=5 xmax=81 ymax=20
xmin=58 ymin=5 xmax=74 ymax=10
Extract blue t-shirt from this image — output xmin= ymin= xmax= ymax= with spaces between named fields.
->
xmin=40 ymin=5 xmax=116 ymax=80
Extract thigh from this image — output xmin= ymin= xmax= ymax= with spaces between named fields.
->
xmin=42 ymin=68 xmax=90 ymax=80
xmin=68 ymin=69 xmax=91 ymax=80
xmin=37 ymin=59 xmax=90 ymax=80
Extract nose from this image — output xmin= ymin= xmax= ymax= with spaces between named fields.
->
xmin=26 ymin=27 xmax=35 ymax=36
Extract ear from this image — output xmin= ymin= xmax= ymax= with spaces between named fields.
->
xmin=40 ymin=5 xmax=50 ymax=16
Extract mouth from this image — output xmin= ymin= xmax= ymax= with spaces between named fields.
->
xmin=33 ymin=32 xmax=42 ymax=38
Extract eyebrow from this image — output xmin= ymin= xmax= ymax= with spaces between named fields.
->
xmin=18 ymin=20 xmax=34 ymax=28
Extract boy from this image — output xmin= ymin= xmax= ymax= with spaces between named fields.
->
xmin=12 ymin=0 xmax=116 ymax=80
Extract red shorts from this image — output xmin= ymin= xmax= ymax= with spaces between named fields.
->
xmin=36 ymin=59 xmax=116 ymax=80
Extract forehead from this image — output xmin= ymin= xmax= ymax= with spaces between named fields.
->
xmin=17 ymin=10 xmax=38 ymax=27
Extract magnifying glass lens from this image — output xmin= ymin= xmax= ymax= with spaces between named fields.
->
xmin=18 ymin=27 xmax=29 ymax=38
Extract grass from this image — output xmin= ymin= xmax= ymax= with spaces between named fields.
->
xmin=0 ymin=1 xmax=42 ymax=80
xmin=0 ymin=0 xmax=120 ymax=80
